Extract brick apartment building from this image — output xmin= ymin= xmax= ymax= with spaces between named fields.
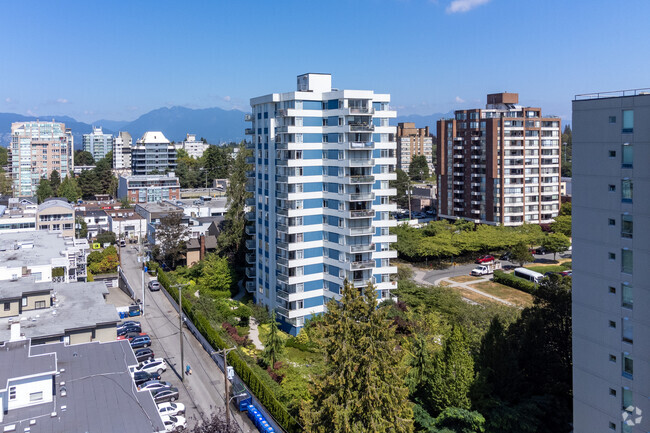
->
xmin=396 ymin=122 xmax=434 ymax=174
xmin=436 ymin=92 xmax=561 ymax=226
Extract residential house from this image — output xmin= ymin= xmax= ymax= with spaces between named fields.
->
xmin=37 ymin=199 xmax=75 ymax=238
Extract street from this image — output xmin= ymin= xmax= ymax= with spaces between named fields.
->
xmin=119 ymin=246 xmax=256 ymax=432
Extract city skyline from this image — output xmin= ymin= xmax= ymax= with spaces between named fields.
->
xmin=1 ymin=0 xmax=648 ymax=124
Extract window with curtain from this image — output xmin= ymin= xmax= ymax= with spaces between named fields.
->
xmin=621 ymin=179 xmax=633 ymax=202
xmin=622 ymin=249 xmax=633 ymax=274
xmin=622 ymin=110 xmax=634 ymax=133
xmin=622 ymin=283 xmax=633 ymax=309
xmin=622 ymin=318 xmax=633 ymax=344
xmin=622 ymin=143 xmax=633 ymax=168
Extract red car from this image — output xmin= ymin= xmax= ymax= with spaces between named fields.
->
xmin=476 ymin=255 xmax=495 ymax=264
xmin=117 ymin=332 xmax=147 ymax=341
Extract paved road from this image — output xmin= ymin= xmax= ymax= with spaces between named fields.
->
xmin=119 ymin=246 xmax=256 ymax=432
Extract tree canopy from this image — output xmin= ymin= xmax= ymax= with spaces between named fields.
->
xmin=409 ymin=155 xmax=430 ymax=182
xmin=74 ymin=150 xmax=95 ymax=166
xmin=36 ymin=178 xmax=53 ymax=203
xmin=391 ymin=168 xmax=411 ymax=209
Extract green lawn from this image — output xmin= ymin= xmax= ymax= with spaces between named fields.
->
xmin=525 ymin=265 xmax=567 ymax=274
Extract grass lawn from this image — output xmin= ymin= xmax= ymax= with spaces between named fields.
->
xmin=439 ymin=280 xmax=453 ymax=287
xmin=451 ymin=286 xmax=500 ymax=305
xmin=285 ymin=347 xmax=321 ymax=365
xmin=449 ymin=275 xmax=481 ymax=283
xmin=470 ymin=281 xmax=534 ymax=307
xmin=525 ymin=265 xmax=567 ymax=274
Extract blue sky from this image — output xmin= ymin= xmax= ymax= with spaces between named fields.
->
xmin=0 ymin=0 xmax=648 ymax=124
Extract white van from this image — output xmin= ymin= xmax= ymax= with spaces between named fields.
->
xmin=513 ymin=267 xmax=544 ymax=284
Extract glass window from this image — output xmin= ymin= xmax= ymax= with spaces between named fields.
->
xmin=622 ymin=318 xmax=633 ymax=344
xmin=622 ymin=387 xmax=633 ymax=410
xmin=29 ymin=391 xmax=43 ymax=402
xmin=622 ymin=110 xmax=634 ymax=133
xmin=622 ymin=283 xmax=633 ymax=309
xmin=621 ymin=214 xmax=633 ymax=238
xmin=622 ymin=353 xmax=633 ymax=379
xmin=9 ymin=386 xmax=16 ymax=400
xmin=621 ymin=249 xmax=633 ymax=274
xmin=622 ymin=143 xmax=633 ymax=168
xmin=609 ymin=150 xmax=616 ymax=158
xmin=609 ymin=116 xmax=616 ymax=124
xmin=609 ymin=184 xmax=616 ymax=192
xmin=621 ymin=179 xmax=633 ymax=202
xmin=609 ymin=218 xmax=616 ymax=226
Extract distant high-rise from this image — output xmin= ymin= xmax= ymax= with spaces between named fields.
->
xmin=131 ymin=131 xmax=177 ymax=176
xmin=436 ymin=92 xmax=562 ymax=226
xmin=396 ymin=122 xmax=434 ymax=174
xmin=10 ymin=121 xmax=74 ymax=197
xmin=176 ymin=134 xmax=209 ymax=159
xmin=572 ymin=89 xmax=649 ymax=433
xmin=113 ymin=131 xmax=132 ymax=173
xmin=245 ymin=73 xmax=398 ymax=335
xmin=82 ymin=126 xmax=114 ymax=162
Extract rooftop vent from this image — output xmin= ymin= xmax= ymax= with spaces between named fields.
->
xmin=50 ymin=412 xmax=56 ymax=417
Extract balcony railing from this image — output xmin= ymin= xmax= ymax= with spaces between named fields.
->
xmin=245 ymin=128 xmax=254 ymax=135
xmin=349 ymin=243 xmax=375 ymax=252
xmin=350 ymin=260 xmax=376 ymax=270
xmin=348 ymin=192 xmax=375 ymax=201
xmin=349 ymin=123 xmax=374 ymax=132
xmin=245 ymin=225 xmax=256 ymax=235
xmin=245 ymin=253 xmax=256 ymax=264
xmin=348 ymin=226 xmax=374 ymax=235
xmin=348 ymin=107 xmax=374 ymax=114
xmin=245 ymin=239 xmax=255 ymax=249
xmin=348 ymin=159 xmax=375 ymax=167
xmin=245 ymin=267 xmax=256 ymax=278
xmin=348 ymin=141 xmax=374 ymax=149
xmin=245 ymin=212 xmax=255 ymax=222
xmin=244 ymin=114 xmax=253 ymax=122
xmin=349 ymin=175 xmax=375 ymax=184
xmin=350 ymin=209 xmax=375 ymax=218
xmin=276 ymin=257 xmax=288 ymax=266
xmin=245 ymin=281 xmax=256 ymax=293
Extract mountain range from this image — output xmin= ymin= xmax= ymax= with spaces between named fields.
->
xmin=0 ymin=107 xmax=452 ymax=148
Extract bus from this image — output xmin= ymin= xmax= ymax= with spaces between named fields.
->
xmin=513 ymin=267 xmax=544 ymax=284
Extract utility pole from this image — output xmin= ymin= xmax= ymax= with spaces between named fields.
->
xmin=220 ymin=347 xmax=237 ymax=426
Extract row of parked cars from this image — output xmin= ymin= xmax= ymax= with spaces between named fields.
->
xmin=117 ymin=320 xmax=187 ymax=431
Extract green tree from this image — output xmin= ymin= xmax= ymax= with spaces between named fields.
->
xmin=0 ymin=168 xmax=12 ymax=196
xmin=391 ymin=168 xmax=411 ymax=209
xmin=558 ymin=201 xmax=571 ymax=216
xmin=104 ymin=150 xmax=114 ymax=168
xmin=49 ymin=170 xmax=61 ymax=195
xmin=77 ymin=169 xmax=98 ymax=199
xmin=0 ymin=147 xmax=8 ymax=166
xmin=120 ymin=197 xmax=132 ymax=209
xmin=301 ymin=281 xmax=414 ymax=433
xmin=202 ymin=145 xmax=232 ymax=180
xmin=155 ymin=212 xmax=190 ymax=269
xmin=261 ymin=314 xmax=285 ymax=368
xmin=198 ymin=254 xmax=234 ymax=293
xmin=432 ymin=407 xmax=485 ymax=433
xmin=542 ymin=232 xmax=571 ymax=260
xmin=409 ymin=155 xmax=430 ymax=182
xmin=429 ymin=325 xmax=474 ymax=414
xmin=58 ymin=175 xmax=82 ymax=203
xmin=561 ymin=125 xmax=572 ymax=178
xmin=551 ymin=215 xmax=572 ymax=237
xmin=217 ymin=142 xmax=251 ymax=260
xmin=96 ymin=231 xmax=117 ymax=245
xmin=74 ymin=150 xmax=95 ymax=166
xmin=510 ymin=241 xmax=534 ymax=267
xmin=75 ymin=216 xmax=88 ymax=238
xmin=36 ymin=178 xmax=53 ymax=203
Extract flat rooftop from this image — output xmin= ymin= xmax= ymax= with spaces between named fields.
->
xmin=575 ymin=87 xmax=650 ymax=100
xmin=173 ymin=197 xmax=228 ymax=208
xmin=1 ymin=339 xmax=165 ymax=433
xmin=0 ymin=231 xmax=82 ymax=268
xmin=0 ymin=281 xmax=119 ymax=343
xmin=135 ymin=202 xmax=183 ymax=214
xmin=0 ymin=340 xmax=56 ymax=390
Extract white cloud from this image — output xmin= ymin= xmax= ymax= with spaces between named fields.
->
xmin=56 ymin=98 xmax=69 ymax=104
xmin=455 ymin=96 xmax=465 ymax=103
xmin=446 ymin=0 xmax=490 ymax=13
xmin=223 ymin=95 xmax=231 ymax=102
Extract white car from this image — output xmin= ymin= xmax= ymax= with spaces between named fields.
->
xmin=138 ymin=380 xmax=172 ymax=392
xmin=135 ymin=358 xmax=167 ymax=375
xmin=158 ymin=402 xmax=186 ymax=417
xmin=162 ymin=415 xmax=186 ymax=431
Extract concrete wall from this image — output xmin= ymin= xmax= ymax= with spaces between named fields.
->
xmin=94 ymin=325 xmax=117 ymax=342
xmin=0 ymin=300 xmax=20 ymax=318
xmin=68 ymin=330 xmax=93 ymax=345
xmin=5 ymin=375 xmax=53 ymax=412
xmin=23 ymin=293 xmax=51 ymax=311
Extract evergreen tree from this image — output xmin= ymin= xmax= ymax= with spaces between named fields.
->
xmin=0 ymin=147 xmax=8 ymax=166
xmin=155 ymin=212 xmax=190 ymax=268
xmin=49 ymin=170 xmax=61 ymax=195
xmin=409 ymin=155 xmax=430 ymax=182
xmin=198 ymin=254 xmax=234 ymax=294
xmin=261 ymin=314 xmax=285 ymax=368
xmin=0 ymin=168 xmax=12 ymax=196
xmin=58 ymin=176 xmax=82 ymax=203
xmin=217 ymin=143 xmax=251 ymax=260
xmin=301 ymin=281 xmax=414 ymax=433
xmin=74 ymin=150 xmax=95 ymax=166
xmin=510 ymin=241 xmax=534 ymax=267
xmin=36 ymin=178 xmax=53 ymax=203
xmin=428 ymin=325 xmax=474 ymax=414
xmin=391 ymin=168 xmax=412 ymax=209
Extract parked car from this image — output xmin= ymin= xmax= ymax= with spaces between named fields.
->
xmin=476 ymin=255 xmax=495 ymax=264
xmin=561 ymin=270 xmax=572 ymax=277
xmin=134 ymin=348 xmax=154 ymax=363
xmin=130 ymin=335 xmax=152 ymax=349
xmin=138 ymin=380 xmax=173 ymax=392
xmin=136 ymin=358 xmax=167 ymax=375
xmin=158 ymin=402 xmax=186 ymax=417
xmin=500 ymin=251 xmax=512 ymax=261
xmin=117 ymin=325 xmax=142 ymax=336
xmin=162 ymin=414 xmax=186 ymax=431
xmin=118 ymin=320 xmax=140 ymax=330
xmin=148 ymin=280 xmax=161 ymax=291
xmin=117 ymin=332 xmax=147 ymax=341
xmin=152 ymin=387 xmax=179 ymax=403
xmin=133 ymin=370 xmax=160 ymax=386
xmin=530 ymin=247 xmax=548 ymax=255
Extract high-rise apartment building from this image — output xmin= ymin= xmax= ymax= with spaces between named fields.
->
xmin=572 ymin=89 xmax=649 ymax=433
xmin=82 ymin=126 xmax=114 ymax=162
xmin=10 ymin=121 xmax=74 ymax=198
xmin=245 ymin=73 xmax=398 ymax=335
xmin=113 ymin=131 xmax=132 ymax=174
xmin=436 ymin=93 xmax=561 ymax=226
xmin=131 ymin=131 xmax=177 ymax=175
xmin=396 ymin=122 xmax=434 ymax=174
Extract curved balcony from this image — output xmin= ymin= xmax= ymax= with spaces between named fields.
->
xmin=245 ymin=225 xmax=256 ymax=236
xmin=245 ymin=253 xmax=256 ymax=264
xmin=245 ymin=239 xmax=255 ymax=250
xmin=245 ymin=280 xmax=256 ymax=293
xmin=245 ymin=267 xmax=256 ymax=278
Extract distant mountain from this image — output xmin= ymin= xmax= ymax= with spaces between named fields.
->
xmin=93 ymin=119 xmax=130 ymax=132
xmin=393 ymin=111 xmax=454 ymax=130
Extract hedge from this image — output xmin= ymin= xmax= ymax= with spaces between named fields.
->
xmin=493 ymin=270 xmax=537 ymax=294
xmin=156 ymin=269 xmax=301 ymax=433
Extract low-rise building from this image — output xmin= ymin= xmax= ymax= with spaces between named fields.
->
xmin=176 ymin=133 xmax=209 ymax=159
xmin=0 ymin=232 xmax=89 ymax=283
xmin=410 ymin=183 xmax=437 ymax=213
xmin=37 ymin=199 xmax=75 ymax=238
xmin=105 ymin=209 xmax=147 ymax=242
xmin=0 ymin=280 xmax=118 ymax=344
xmin=560 ymin=176 xmax=572 ymax=197
xmin=77 ymin=209 xmax=110 ymax=238
xmin=118 ymin=173 xmax=181 ymax=204
xmin=0 ymin=338 xmax=165 ymax=431
xmin=0 ymin=198 xmax=37 ymax=233
xmin=134 ymin=202 xmax=188 ymax=246
xmin=186 ymin=219 xmax=223 ymax=267
xmin=168 ymin=197 xmax=228 ymax=218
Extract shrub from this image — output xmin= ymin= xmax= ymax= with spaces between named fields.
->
xmin=493 ymin=270 xmax=537 ymax=294
xmin=222 ymin=322 xmax=251 ymax=346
